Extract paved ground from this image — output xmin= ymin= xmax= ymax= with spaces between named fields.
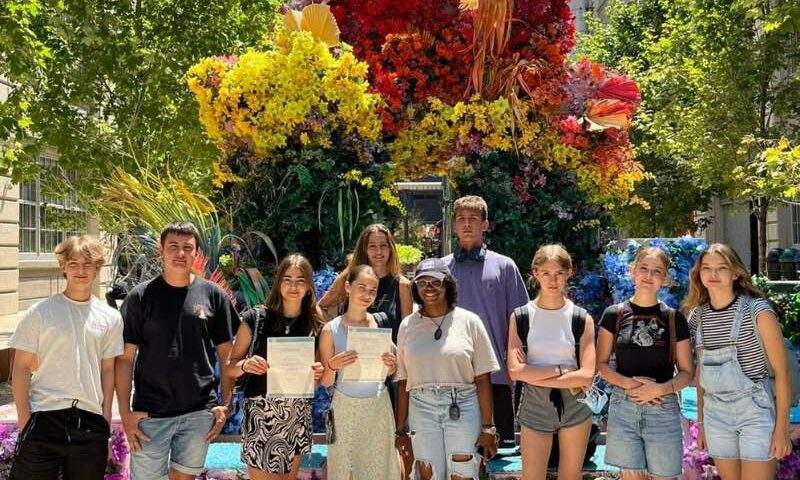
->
xmin=0 ymin=382 xmax=11 ymax=407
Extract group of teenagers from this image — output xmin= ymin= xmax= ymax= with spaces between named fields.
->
xmin=6 ymin=194 xmax=796 ymax=480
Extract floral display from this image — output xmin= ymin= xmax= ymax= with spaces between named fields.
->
xmin=603 ymin=237 xmax=707 ymax=308
xmin=189 ymin=0 xmax=646 ymax=214
xmin=187 ymin=28 xmax=382 ymax=161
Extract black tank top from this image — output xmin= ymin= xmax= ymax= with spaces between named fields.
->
xmin=368 ymin=275 xmax=402 ymax=342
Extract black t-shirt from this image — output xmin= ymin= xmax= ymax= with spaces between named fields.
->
xmin=240 ymin=306 xmax=316 ymax=398
xmin=121 ymin=275 xmax=239 ymax=417
xmin=599 ymin=301 xmax=690 ymax=383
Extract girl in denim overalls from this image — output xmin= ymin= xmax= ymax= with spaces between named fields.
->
xmin=683 ymin=243 xmax=792 ymax=480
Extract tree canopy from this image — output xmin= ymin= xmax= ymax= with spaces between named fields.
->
xmin=1 ymin=0 xmax=282 ymax=196
xmin=577 ymin=0 xmax=800 ymax=237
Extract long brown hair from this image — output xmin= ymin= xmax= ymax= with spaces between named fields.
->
xmin=682 ymin=243 xmax=764 ymax=313
xmin=346 ymin=224 xmax=400 ymax=276
xmin=265 ymin=254 xmax=322 ymax=334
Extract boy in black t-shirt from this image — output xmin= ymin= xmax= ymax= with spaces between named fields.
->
xmin=115 ymin=222 xmax=238 ymax=480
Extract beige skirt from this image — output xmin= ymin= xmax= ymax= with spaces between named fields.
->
xmin=326 ymin=388 xmax=401 ymax=480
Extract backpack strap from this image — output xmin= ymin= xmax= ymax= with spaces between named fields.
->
xmin=745 ymin=295 xmax=773 ymax=371
xmin=612 ymin=302 xmax=630 ymax=354
xmin=659 ymin=302 xmax=677 ymax=365
xmin=371 ymin=311 xmax=390 ymax=329
xmin=513 ymin=304 xmax=531 ymax=353
xmin=571 ymin=305 xmax=588 ymax=369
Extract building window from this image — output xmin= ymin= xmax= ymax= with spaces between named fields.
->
xmin=793 ymin=203 xmax=800 ymax=246
xmin=19 ymin=156 xmax=86 ymax=255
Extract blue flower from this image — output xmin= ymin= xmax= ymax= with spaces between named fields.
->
xmin=313 ymin=266 xmax=338 ymax=299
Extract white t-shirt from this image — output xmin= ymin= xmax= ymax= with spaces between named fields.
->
xmin=395 ymin=306 xmax=500 ymax=390
xmin=525 ymin=300 xmax=579 ymax=369
xmin=9 ymin=293 xmax=124 ymax=415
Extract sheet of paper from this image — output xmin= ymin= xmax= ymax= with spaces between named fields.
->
xmin=341 ymin=327 xmax=392 ymax=383
xmin=266 ymin=337 xmax=316 ymax=398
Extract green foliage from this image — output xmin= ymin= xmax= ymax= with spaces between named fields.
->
xmin=99 ymin=167 xmax=277 ymax=286
xmin=753 ymin=276 xmax=800 ymax=344
xmin=452 ymin=151 xmax=614 ymax=273
xmin=0 ymin=0 xmax=282 ymax=198
xmin=224 ymin=148 xmax=398 ymax=268
xmin=734 ymin=137 xmax=800 ymax=201
xmin=396 ymin=244 xmax=423 ymax=266
xmin=576 ymin=0 xmax=800 ymax=235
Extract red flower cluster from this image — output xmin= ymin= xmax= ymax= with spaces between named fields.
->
xmin=330 ymin=0 xmax=578 ymax=131
xmin=559 ymin=58 xmax=641 ymax=179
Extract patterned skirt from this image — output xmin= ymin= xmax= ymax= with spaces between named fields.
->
xmin=241 ymin=396 xmax=313 ymax=473
xmin=326 ymin=389 xmax=401 ymax=480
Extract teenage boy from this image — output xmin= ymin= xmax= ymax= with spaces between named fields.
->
xmin=442 ymin=195 xmax=530 ymax=447
xmin=10 ymin=235 xmax=123 ymax=479
xmin=116 ymin=222 xmax=238 ymax=480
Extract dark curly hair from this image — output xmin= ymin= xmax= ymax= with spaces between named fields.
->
xmin=412 ymin=274 xmax=458 ymax=310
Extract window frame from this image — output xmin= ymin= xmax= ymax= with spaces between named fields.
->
xmin=19 ymin=156 xmax=87 ymax=259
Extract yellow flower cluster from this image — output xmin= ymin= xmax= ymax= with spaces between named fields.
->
xmin=379 ymin=187 xmax=406 ymax=214
xmin=187 ymin=30 xmax=382 ymax=160
xmin=342 ymin=169 xmax=374 ymax=188
xmin=540 ymin=140 xmax=646 ymax=208
xmin=389 ymin=96 xmax=516 ymax=180
xmin=211 ymin=162 xmax=242 ymax=188
xmin=389 ymin=95 xmax=644 ymax=206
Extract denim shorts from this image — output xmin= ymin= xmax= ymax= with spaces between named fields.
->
xmin=409 ymin=386 xmax=481 ymax=480
xmin=604 ymin=389 xmax=683 ymax=478
xmin=703 ymin=384 xmax=776 ymax=461
xmin=130 ymin=409 xmax=214 ymax=479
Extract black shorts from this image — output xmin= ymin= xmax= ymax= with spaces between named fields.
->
xmin=12 ymin=407 xmax=110 ymax=480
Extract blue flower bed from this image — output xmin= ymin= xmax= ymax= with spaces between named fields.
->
xmin=601 ymin=236 xmax=706 ymax=309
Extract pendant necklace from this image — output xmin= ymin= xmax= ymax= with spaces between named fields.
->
xmin=425 ymin=313 xmax=446 ymax=340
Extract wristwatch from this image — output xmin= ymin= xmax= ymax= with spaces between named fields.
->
xmin=481 ymin=424 xmax=497 ymax=436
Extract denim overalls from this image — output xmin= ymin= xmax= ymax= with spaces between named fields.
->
xmin=696 ymin=296 xmax=776 ymax=461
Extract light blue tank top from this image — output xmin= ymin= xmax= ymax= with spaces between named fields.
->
xmin=330 ymin=316 xmax=386 ymax=398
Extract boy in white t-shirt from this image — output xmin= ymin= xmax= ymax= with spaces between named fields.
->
xmin=9 ymin=235 xmax=123 ymax=480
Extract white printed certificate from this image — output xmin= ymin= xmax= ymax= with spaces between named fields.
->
xmin=341 ymin=327 xmax=393 ymax=383
xmin=266 ymin=337 xmax=316 ymax=398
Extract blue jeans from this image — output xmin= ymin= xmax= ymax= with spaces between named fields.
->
xmin=130 ymin=409 xmax=214 ymax=479
xmin=604 ymin=389 xmax=683 ymax=477
xmin=409 ymin=386 xmax=481 ymax=480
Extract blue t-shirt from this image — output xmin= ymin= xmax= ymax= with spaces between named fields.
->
xmin=443 ymin=249 xmax=530 ymax=384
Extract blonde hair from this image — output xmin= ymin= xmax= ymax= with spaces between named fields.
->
xmin=346 ymin=224 xmax=400 ymax=276
xmin=632 ymin=247 xmax=670 ymax=271
xmin=682 ymin=243 xmax=764 ymax=313
xmin=55 ymin=235 xmax=105 ymax=269
xmin=531 ymin=244 xmax=573 ymax=271
xmin=454 ymin=195 xmax=488 ymax=220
